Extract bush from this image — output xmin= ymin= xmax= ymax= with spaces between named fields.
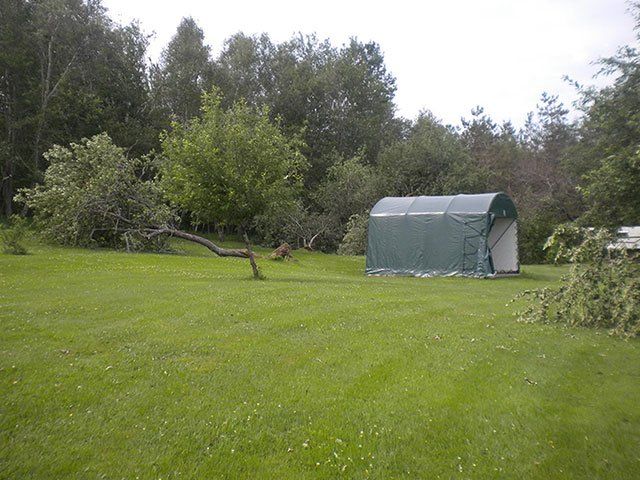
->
xmin=1 ymin=216 xmax=29 ymax=255
xmin=518 ymin=211 xmax=558 ymax=264
xmin=515 ymin=228 xmax=640 ymax=338
xmin=337 ymin=213 xmax=368 ymax=256
xmin=16 ymin=134 xmax=174 ymax=250
xmin=543 ymin=223 xmax=587 ymax=264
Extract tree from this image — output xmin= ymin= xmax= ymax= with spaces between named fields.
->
xmin=572 ymin=7 xmax=640 ymax=227
xmin=212 ymin=32 xmax=274 ymax=109
xmin=314 ymin=154 xmax=380 ymax=225
xmin=516 ymin=227 xmax=640 ymax=338
xmin=160 ymin=90 xmax=307 ymax=232
xmin=17 ymin=133 xmax=259 ymax=272
xmin=1 ymin=0 xmax=160 ymax=217
xmin=377 ymin=112 xmax=484 ymax=197
xmin=460 ymin=107 xmax=521 ymax=195
xmin=512 ymin=94 xmax=580 ymax=262
xmin=17 ymin=133 xmax=173 ymax=248
xmin=151 ymin=17 xmax=212 ymax=123
xmin=0 ymin=0 xmax=36 ymax=216
xmin=211 ymin=33 xmax=402 ymax=187
xmin=580 ymin=147 xmax=640 ymax=227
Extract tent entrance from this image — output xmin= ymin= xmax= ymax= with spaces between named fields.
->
xmin=488 ymin=218 xmax=519 ymax=274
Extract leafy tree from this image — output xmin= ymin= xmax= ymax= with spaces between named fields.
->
xmin=510 ymin=94 xmax=580 ymax=262
xmin=460 ymin=107 xmax=521 ymax=195
xmin=314 ymin=154 xmax=381 ymax=225
xmin=377 ymin=112 xmax=484 ymax=197
xmin=572 ymin=9 xmax=640 ymax=227
xmin=17 ymin=133 xmax=173 ymax=249
xmin=212 ymin=32 xmax=275 ymax=109
xmin=1 ymin=0 xmax=159 ymax=217
xmin=160 ymin=90 xmax=307 ymax=231
xmin=151 ymin=17 xmax=212 ymax=123
xmin=337 ymin=212 xmax=369 ymax=256
xmin=0 ymin=0 xmax=36 ymax=216
xmin=580 ymin=147 xmax=640 ymax=227
xmin=211 ymin=33 xmax=401 ymax=186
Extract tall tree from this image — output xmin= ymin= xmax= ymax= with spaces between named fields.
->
xmin=151 ymin=17 xmax=212 ymax=123
xmin=212 ymin=32 xmax=274 ymax=109
xmin=377 ymin=112 xmax=484 ymax=197
xmin=572 ymin=6 xmax=640 ymax=227
xmin=1 ymin=0 xmax=157 ymax=217
xmin=460 ymin=107 xmax=521 ymax=196
xmin=0 ymin=0 xmax=36 ymax=216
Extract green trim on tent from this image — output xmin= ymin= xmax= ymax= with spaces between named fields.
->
xmin=366 ymin=192 xmax=519 ymax=278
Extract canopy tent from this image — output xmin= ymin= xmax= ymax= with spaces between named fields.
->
xmin=366 ymin=192 xmax=519 ymax=278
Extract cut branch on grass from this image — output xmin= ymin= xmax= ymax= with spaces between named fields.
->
xmin=144 ymin=228 xmax=250 ymax=258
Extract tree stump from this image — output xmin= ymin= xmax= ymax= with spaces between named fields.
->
xmin=269 ymin=242 xmax=293 ymax=260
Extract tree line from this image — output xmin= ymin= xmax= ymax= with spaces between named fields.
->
xmin=2 ymin=0 xmax=639 ymax=262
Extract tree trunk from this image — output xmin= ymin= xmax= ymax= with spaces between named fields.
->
xmin=243 ymin=232 xmax=261 ymax=279
xmin=1 ymin=158 xmax=13 ymax=217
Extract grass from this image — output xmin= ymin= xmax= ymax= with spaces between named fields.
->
xmin=1 ymin=239 xmax=639 ymax=479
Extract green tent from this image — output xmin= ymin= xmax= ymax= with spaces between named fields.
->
xmin=366 ymin=192 xmax=519 ymax=278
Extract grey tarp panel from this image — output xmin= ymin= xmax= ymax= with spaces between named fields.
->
xmin=366 ymin=193 xmax=519 ymax=278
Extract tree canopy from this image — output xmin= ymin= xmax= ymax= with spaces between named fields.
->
xmin=160 ymin=91 xmax=307 ymax=230
xmin=3 ymin=0 xmax=640 ymax=262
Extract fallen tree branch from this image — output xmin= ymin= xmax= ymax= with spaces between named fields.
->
xmin=143 ymin=228 xmax=250 ymax=258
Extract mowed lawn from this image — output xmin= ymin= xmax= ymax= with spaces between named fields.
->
xmin=1 ymin=241 xmax=639 ymax=479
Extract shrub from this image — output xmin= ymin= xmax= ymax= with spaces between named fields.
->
xmin=543 ymin=223 xmax=588 ymax=264
xmin=1 ymin=216 xmax=29 ymax=255
xmin=515 ymin=227 xmax=640 ymax=338
xmin=337 ymin=213 xmax=368 ymax=256
xmin=16 ymin=134 xmax=174 ymax=250
xmin=518 ymin=211 xmax=558 ymax=264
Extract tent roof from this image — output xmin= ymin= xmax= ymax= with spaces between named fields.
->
xmin=370 ymin=192 xmax=517 ymax=218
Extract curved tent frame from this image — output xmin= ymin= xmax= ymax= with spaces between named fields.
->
xmin=366 ymin=192 xmax=519 ymax=278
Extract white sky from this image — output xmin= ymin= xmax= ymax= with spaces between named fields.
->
xmin=104 ymin=0 xmax=635 ymax=126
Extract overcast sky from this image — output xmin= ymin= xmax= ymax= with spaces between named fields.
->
xmin=104 ymin=0 xmax=635 ymax=126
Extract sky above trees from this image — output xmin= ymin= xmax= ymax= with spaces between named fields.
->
xmin=103 ymin=0 xmax=634 ymax=126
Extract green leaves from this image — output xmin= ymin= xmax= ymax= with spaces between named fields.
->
xmin=516 ymin=227 xmax=640 ymax=338
xmin=17 ymin=133 xmax=173 ymax=249
xmin=580 ymin=147 xmax=640 ymax=227
xmin=160 ymin=90 xmax=308 ymax=230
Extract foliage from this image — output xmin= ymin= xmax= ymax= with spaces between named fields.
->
xmin=337 ymin=212 xmax=368 ymax=256
xmin=0 ymin=0 xmax=160 ymax=216
xmin=17 ymin=133 xmax=173 ymax=249
xmin=151 ymin=17 xmax=212 ymax=123
xmin=378 ymin=113 xmax=485 ymax=197
xmin=1 ymin=215 xmax=29 ymax=254
xmin=212 ymin=33 xmax=401 ymax=185
xmin=516 ymin=228 xmax=640 ymax=338
xmin=255 ymin=201 xmax=337 ymax=250
xmin=315 ymin=154 xmax=380 ymax=224
xmin=160 ymin=90 xmax=307 ymax=231
xmin=542 ymin=223 xmax=587 ymax=264
xmin=579 ymin=147 xmax=640 ymax=227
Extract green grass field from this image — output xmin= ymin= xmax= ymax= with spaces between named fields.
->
xmin=1 ymin=240 xmax=639 ymax=479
